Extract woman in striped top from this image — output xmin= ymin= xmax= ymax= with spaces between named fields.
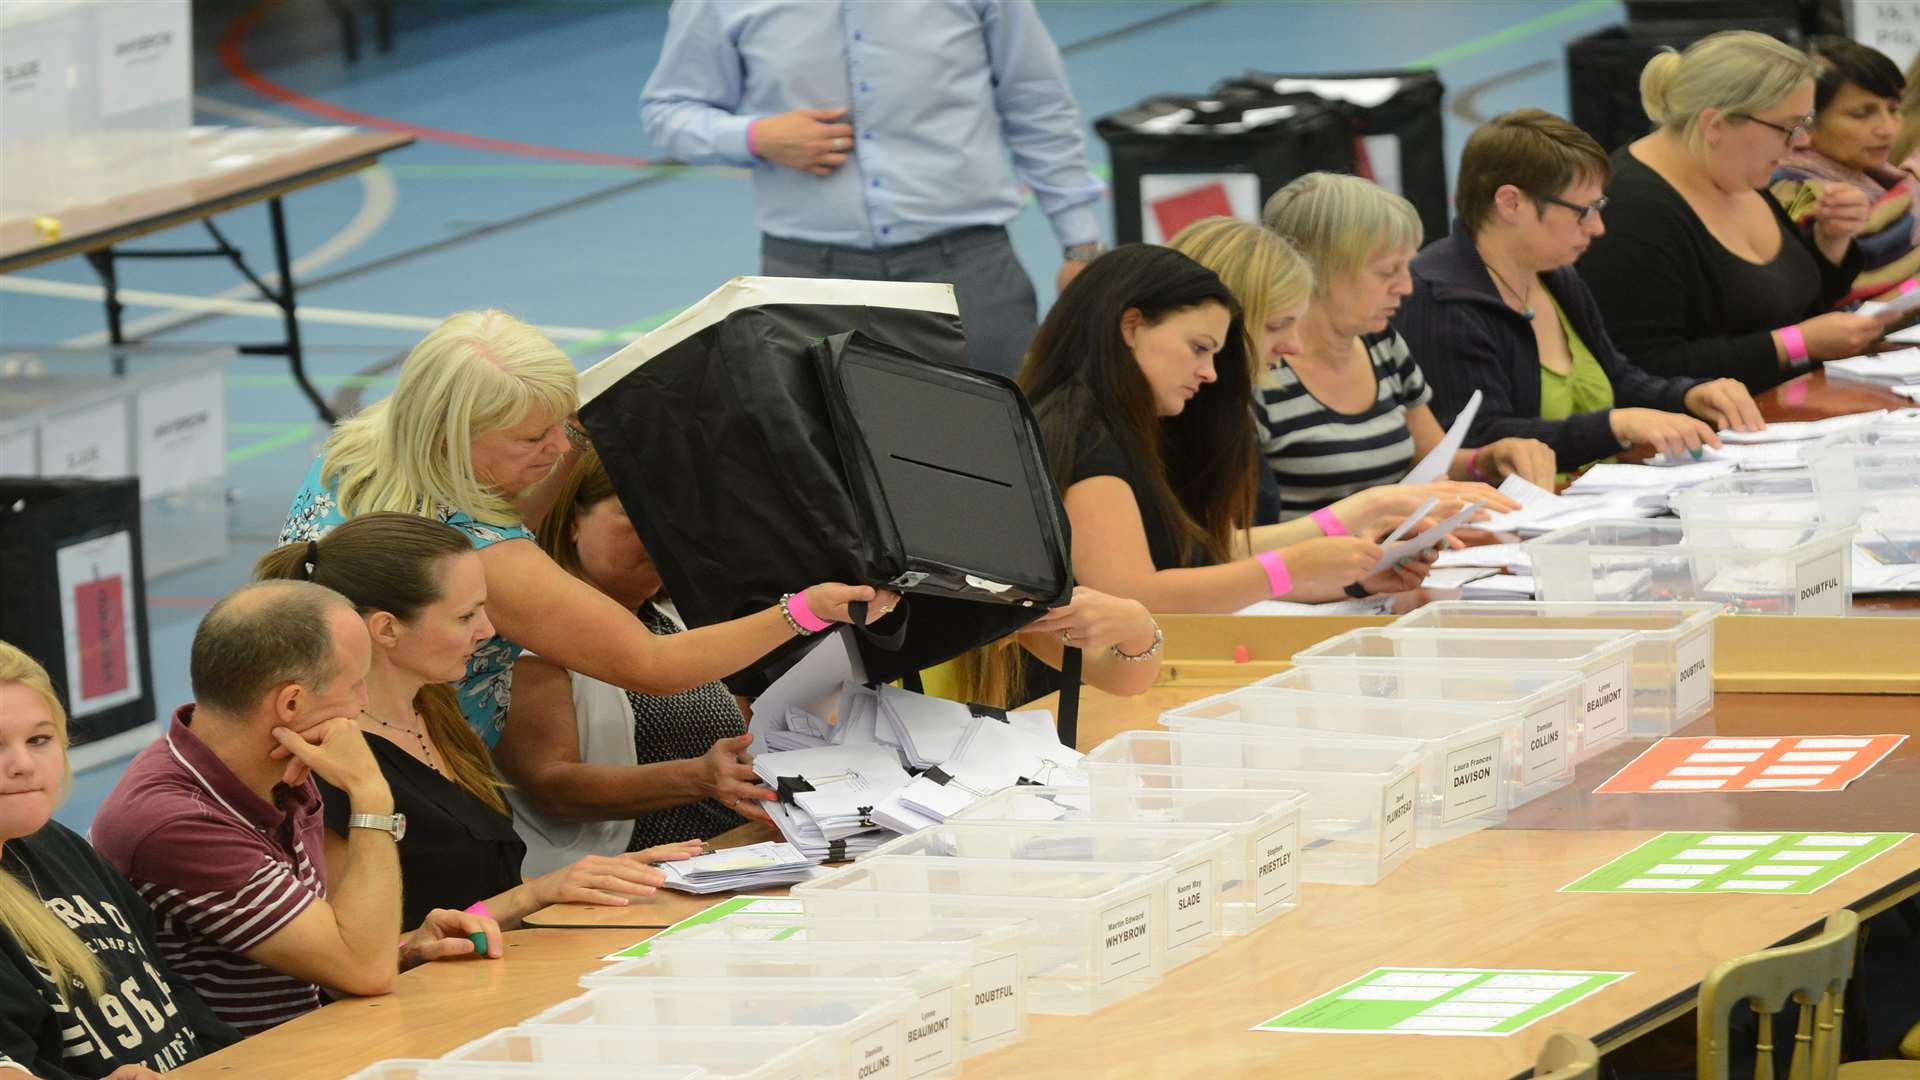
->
xmin=1261 ymin=173 xmax=1555 ymax=521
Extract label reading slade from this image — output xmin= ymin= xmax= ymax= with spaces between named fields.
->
xmin=852 ymin=1022 xmax=903 ymax=1080
xmin=1440 ymin=737 xmax=1503 ymax=824
xmin=1582 ymin=662 xmax=1629 ymax=748
xmin=1380 ymin=769 xmax=1419 ymax=864
xmin=903 ymin=987 xmax=957 ymax=1076
xmin=1522 ymin=701 xmax=1571 ymax=784
xmin=966 ymin=953 xmax=1021 ymax=1043
xmin=1253 ymin=820 xmax=1300 ymax=912
xmin=1098 ymin=896 xmax=1153 ymax=984
xmin=1673 ymin=629 xmax=1714 ymax=717
xmin=1793 ymin=548 xmax=1847 ymax=616
xmin=1167 ymin=859 xmax=1215 ymax=948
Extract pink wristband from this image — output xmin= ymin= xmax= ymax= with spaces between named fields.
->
xmin=745 ymin=119 xmax=762 ymax=159
xmin=1255 ymin=549 xmax=1293 ymax=598
xmin=1778 ymin=324 xmax=1809 ymax=363
xmin=1466 ymin=447 xmax=1488 ymax=483
xmin=1308 ymin=507 xmax=1349 ymax=538
xmin=1900 ymin=279 xmax=1919 ymax=296
xmin=463 ymin=902 xmax=493 ymax=919
xmin=786 ymin=590 xmax=832 ymax=633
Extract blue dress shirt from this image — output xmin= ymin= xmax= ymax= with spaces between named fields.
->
xmin=640 ymin=0 xmax=1104 ymax=250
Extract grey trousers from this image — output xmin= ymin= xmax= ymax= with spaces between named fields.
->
xmin=760 ymin=225 xmax=1040 ymax=379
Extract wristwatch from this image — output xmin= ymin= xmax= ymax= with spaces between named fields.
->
xmin=348 ymin=812 xmax=407 ymax=842
xmin=1062 ymin=241 xmax=1105 ymax=263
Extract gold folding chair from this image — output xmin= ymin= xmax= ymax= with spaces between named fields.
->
xmin=1534 ymin=1032 xmax=1600 ymax=1079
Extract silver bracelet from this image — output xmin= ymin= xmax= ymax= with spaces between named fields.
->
xmin=777 ymin=592 xmax=814 ymax=637
xmin=1109 ymin=622 xmax=1163 ymax=662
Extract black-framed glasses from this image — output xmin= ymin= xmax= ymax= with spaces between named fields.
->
xmin=1535 ymin=192 xmax=1609 ymax=226
xmin=1733 ymin=112 xmax=1815 ymax=145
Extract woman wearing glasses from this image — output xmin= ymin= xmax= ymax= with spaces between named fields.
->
xmin=1579 ymin=31 xmax=1891 ymax=393
xmin=1395 ymin=109 xmax=1763 ymax=472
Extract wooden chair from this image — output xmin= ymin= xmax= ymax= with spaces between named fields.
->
xmin=1533 ymin=1032 xmax=1599 ymax=1079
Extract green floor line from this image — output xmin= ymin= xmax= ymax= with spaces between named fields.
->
xmin=1406 ymin=0 xmax=1615 ymax=69
xmin=226 ymin=423 xmax=318 ymax=464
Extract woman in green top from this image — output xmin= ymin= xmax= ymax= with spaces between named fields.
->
xmin=1396 ymin=109 xmax=1765 ymax=473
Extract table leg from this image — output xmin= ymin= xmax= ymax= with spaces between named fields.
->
xmin=82 ymin=248 xmax=128 ymax=375
xmin=264 ymin=196 xmax=331 ymax=424
xmin=323 ymin=0 xmax=360 ymax=64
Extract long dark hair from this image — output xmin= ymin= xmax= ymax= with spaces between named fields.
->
xmin=1018 ymin=244 xmax=1255 ymax=565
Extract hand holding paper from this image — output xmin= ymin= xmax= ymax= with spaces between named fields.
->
xmin=1403 ymin=390 xmax=1481 ymax=484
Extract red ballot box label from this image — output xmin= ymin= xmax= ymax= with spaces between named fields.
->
xmin=1150 ymin=183 xmax=1235 ymax=245
xmin=73 ymin=574 xmax=130 ymax=700
xmin=1595 ymin=734 xmax=1907 ymax=794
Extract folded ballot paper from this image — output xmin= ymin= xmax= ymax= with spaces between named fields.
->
xmin=870 ymin=683 xmax=1057 ymax=769
xmin=873 ymin=713 xmax=1088 ymax=832
xmin=752 ymin=743 xmax=911 ymax=859
xmin=1476 ymin=475 xmax=1661 ymax=537
xmin=658 ymin=842 xmax=829 ymax=894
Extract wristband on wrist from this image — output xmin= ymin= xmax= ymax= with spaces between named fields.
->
xmin=1778 ymin=324 xmax=1809 ymax=364
xmin=1308 ymin=507 xmax=1349 ymax=538
xmin=745 ymin=119 xmax=762 ymax=160
xmin=1255 ymin=549 xmax=1293 ymax=598
xmin=782 ymin=590 xmax=832 ymax=635
xmin=1466 ymin=448 xmax=1487 ymax=483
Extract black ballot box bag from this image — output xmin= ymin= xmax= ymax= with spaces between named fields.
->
xmin=1568 ymin=20 xmax=1800 ymax=153
xmin=0 ymin=478 xmax=155 ymax=747
xmin=576 ymin=276 xmax=1077 ymax=706
xmin=1094 ymin=87 xmax=1354 ymax=246
xmin=1226 ymin=70 xmax=1448 ymax=244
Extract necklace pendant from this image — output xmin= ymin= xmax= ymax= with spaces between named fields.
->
xmin=1522 ymin=307 xmax=1536 ymax=321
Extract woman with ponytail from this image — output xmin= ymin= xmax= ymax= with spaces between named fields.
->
xmin=0 ymin=641 xmax=236 ymax=1078
xmin=254 ymin=514 xmax=702 ymax=932
xmin=1579 ymin=30 xmax=1892 ymax=392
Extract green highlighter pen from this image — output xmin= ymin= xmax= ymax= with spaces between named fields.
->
xmin=463 ymin=901 xmax=495 ymax=957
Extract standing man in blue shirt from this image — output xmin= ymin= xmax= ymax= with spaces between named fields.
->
xmin=640 ymin=0 xmax=1107 ymax=377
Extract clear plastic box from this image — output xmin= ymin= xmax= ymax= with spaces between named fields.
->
xmin=1525 ymin=519 xmax=1857 ymax=615
xmin=1250 ymin=666 xmax=1581 ymax=802
xmin=664 ymin=917 xmax=1032 ymax=1053
xmin=1290 ymin=628 xmax=1639 ymax=764
xmin=859 ymin=820 xmax=1231 ymax=969
xmin=1077 ymin=730 xmax=1423 ymax=886
xmin=950 ymin=786 xmax=1306 ymax=937
xmin=525 ymin=982 xmax=912 ymax=1079
xmin=1158 ymin=688 xmax=1511 ymax=845
xmin=447 ymin=1025 xmax=835 ymax=1080
xmin=1390 ymin=601 xmax=1719 ymax=737
xmin=1801 ymin=422 xmax=1920 ymax=494
xmin=1673 ymin=467 xmax=1920 ymax=538
xmin=344 ymin=1064 xmax=698 ymax=1080
xmin=791 ymin=856 xmax=1171 ymax=1014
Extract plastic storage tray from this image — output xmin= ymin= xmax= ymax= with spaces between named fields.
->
xmin=525 ymin=982 xmax=913 ymax=1079
xmin=1524 ymin=519 xmax=1857 ymax=615
xmin=1250 ymin=666 xmax=1581 ymax=802
xmin=860 ymin=820 xmax=1231 ymax=969
xmin=1672 ymin=466 xmax=1920 ymax=535
xmin=345 ymin=1064 xmax=698 ymax=1080
xmin=791 ymin=856 xmax=1171 ymax=1015
xmin=447 ymin=1025 xmax=837 ymax=1080
xmin=584 ymin=956 xmax=966 ymax=1078
xmin=1390 ymin=601 xmax=1719 ymax=737
xmin=1159 ymin=688 xmax=1511 ymax=845
xmin=1289 ymin=627 xmax=1638 ymax=764
xmin=1801 ymin=422 xmax=1920 ymax=494
xmin=1077 ymin=730 xmax=1422 ymax=886
xmin=950 ymin=786 xmax=1305 ymax=936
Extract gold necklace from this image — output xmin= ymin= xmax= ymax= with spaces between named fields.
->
xmin=360 ymin=709 xmax=445 ymax=776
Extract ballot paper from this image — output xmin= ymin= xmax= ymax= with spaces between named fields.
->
xmin=1432 ymin=543 xmax=1532 ymax=572
xmin=878 ymin=714 xmax=1086 ymax=827
xmin=1854 ymin=540 xmax=1920 ymax=592
xmin=1826 ymin=349 xmax=1920 ymax=387
xmin=657 ymin=842 xmax=828 ymax=894
xmin=1371 ymin=500 xmax=1486 ymax=573
xmin=748 ymin=630 xmax=865 ymax=755
xmin=1420 ymin=565 xmax=1499 ymax=590
xmin=1476 ymin=476 xmax=1661 ymax=537
xmin=1718 ymin=411 xmax=1886 ymax=444
xmin=873 ymin=684 xmax=1056 ymax=770
xmin=1404 ymin=390 xmax=1482 ymax=484
xmin=1236 ymin=595 xmax=1397 ymax=616
xmin=1459 ymin=574 xmax=1537 ymax=600
xmin=1379 ymin=497 xmax=1440 ymax=547
xmin=1566 ymin=461 xmax=1736 ymax=493
xmin=753 ymin=743 xmax=911 ymax=856
xmin=1859 ymin=294 xmax=1920 ymax=321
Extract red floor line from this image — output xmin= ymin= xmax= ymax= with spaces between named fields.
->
xmin=217 ymin=0 xmax=663 ymax=168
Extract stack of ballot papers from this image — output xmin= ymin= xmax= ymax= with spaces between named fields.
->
xmin=658 ymin=842 xmax=828 ymax=894
xmin=1719 ymin=411 xmax=1886 ymax=445
xmin=759 ymin=707 xmax=835 ymax=751
xmin=1826 ymin=349 xmax=1920 ymax=388
xmin=1431 ymin=543 xmax=1531 ymax=573
xmin=752 ymin=743 xmax=911 ymax=859
xmin=869 ymin=684 xmax=1056 ymax=770
xmin=873 ymin=714 xmax=1088 ymax=832
xmin=1475 ymin=475 xmax=1663 ymax=536
xmin=1235 ymin=595 xmax=1396 ymax=615
xmin=1564 ymin=461 xmax=1737 ymax=500
xmin=1459 ymin=574 xmax=1536 ymax=599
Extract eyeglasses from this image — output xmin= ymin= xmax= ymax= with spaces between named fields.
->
xmin=1535 ymin=192 xmax=1609 ymax=226
xmin=1732 ymin=112 xmax=1815 ymax=145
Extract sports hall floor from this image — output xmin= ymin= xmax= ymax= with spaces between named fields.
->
xmin=0 ymin=0 xmax=1629 ymax=831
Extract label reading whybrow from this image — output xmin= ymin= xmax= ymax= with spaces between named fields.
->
xmin=1098 ymin=895 xmax=1153 ymax=984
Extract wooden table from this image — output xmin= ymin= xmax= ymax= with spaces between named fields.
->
xmin=0 ymin=127 xmax=414 ymax=421
xmin=1752 ymin=368 xmax=1913 ymax=423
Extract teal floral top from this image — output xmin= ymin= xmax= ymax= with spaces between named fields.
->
xmin=281 ymin=457 xmax=533 ymax=747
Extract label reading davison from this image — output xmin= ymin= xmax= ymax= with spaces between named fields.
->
xmin=1167 ymin=858 xmax=1215 ymax=948
xmin=1673 ymin=629 xmax=1714 ymax=717
xmin=1441 ymin=736 xmax=1503 ymax=824
xmin=1380 ymin=769 xmax=1419 ymax=864
xmin=1098 ymin=895 xmax=1153 ymax=984
xmin=1793 ymin=548 xmax=1847 ymax=615
xmin=1522 ymin=701 xmax=1571 ymax=784
xmin=852 ymin=1021 xmax=903 ymax=1080
xmin=1582 ymin=662 xmax=1629 ymax=748
xmin=1253 ymin=820 xmax=1300 ymax=912
xmin=966 ymin=953 xmax=1021 ymax=1043
xmin=902 ymin=986 xmax=957 ymax=1076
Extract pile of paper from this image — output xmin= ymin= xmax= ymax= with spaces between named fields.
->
xmin=1826 ymin=349 xmax=1920 ymax=388
xmin=874 ymin=714 xmax=1088 ymax=831
xmin=657 ymin=842 xmax=829 ymax=894
xmin=1475 ymin=475 xmax=1662 ymax=537
xmin=1459 ymin=574 xmax=1536 ymax=599
xmin=1565 ymin=461 xmax=1737 ymax=500
xmin=870 ymin=684 xmax=1055 ymax=770
xmin=1236 ymin=595 xmax=1397 ymax=615
xmin=1719 ymin=411 xmax=1886 ymax=445
xmin=752 ymin=743 xmax=911 ymax=859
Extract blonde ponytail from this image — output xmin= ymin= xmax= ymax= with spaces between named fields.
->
xmin=1639 ymin=31 xmax=1817 ymax=149
xmin=1638 ymin=48 xmax=1685 ymax=129
xmin=0 ymin=641 xmax=106 ymax=1001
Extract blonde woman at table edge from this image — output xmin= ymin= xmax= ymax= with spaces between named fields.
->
xmin=279 ymin=309 xmax=898 ymax=750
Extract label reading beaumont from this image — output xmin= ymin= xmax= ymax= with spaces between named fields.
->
xmin=1582 ymin=662 xmax=1629 ymax=748
xmin=1380 ymin=769 xmax=1419 ymax=864
xmin=966 ymin=953 xmax=1021 ymax=1043
xmin=1674 ymin=629 xmax=1714 ymax=717
xmin=903 ymin=987 xmax=957 ymax=1076
xmin=1440 ymin=736 xmax=1503 ymax=825
xmin=1253 ymin=820 xmax=1300 ymax=912
xmin=1793 ymin=548 xmax=1847 ymax=616
xmin=1098 ymin=895 xmax=1153 ymax=984
xmin=852 ymin=1022 xmax=902 ymax=1080
xmin=1522 ymin=701 xmax=1571 ymax=784
xmin=1167 ymin=859 xmax=1215 ymax=948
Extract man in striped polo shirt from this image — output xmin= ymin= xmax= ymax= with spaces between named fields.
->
xmin=92 ymin=581 xmax=498 ymax=1035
